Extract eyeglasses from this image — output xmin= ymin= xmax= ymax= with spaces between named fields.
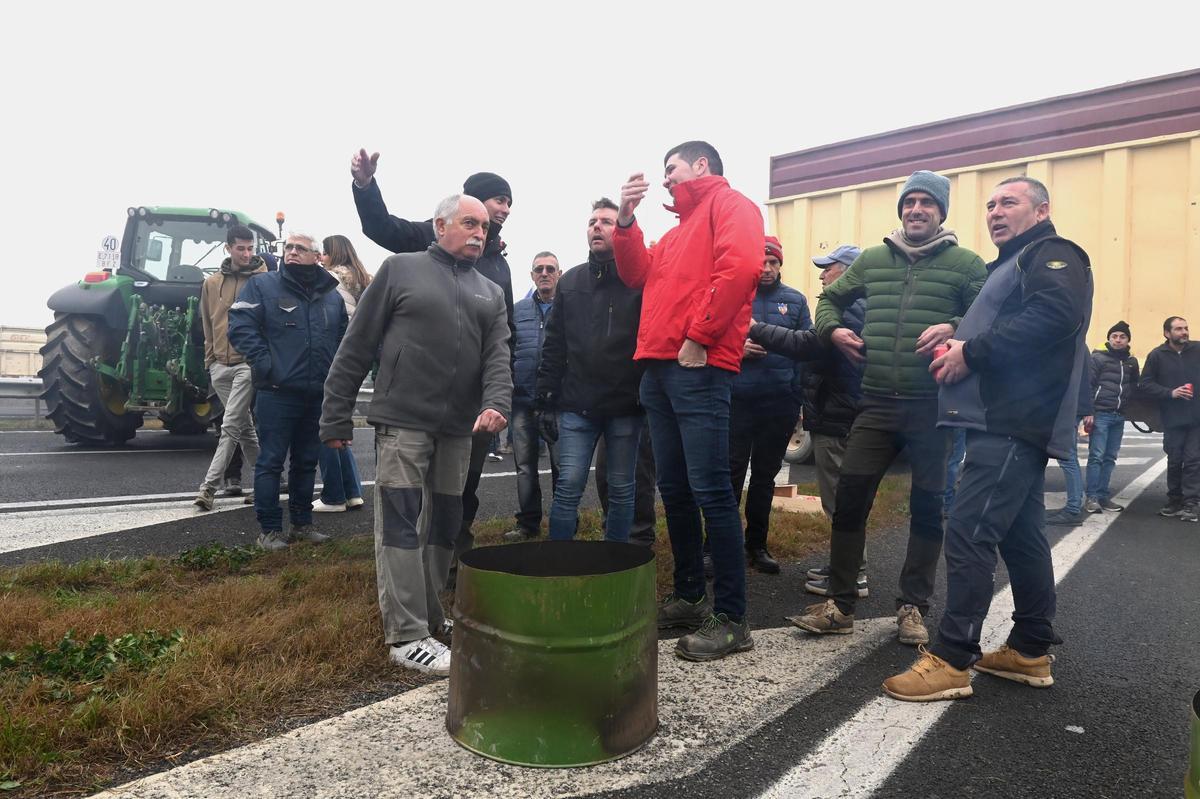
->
xmin=532 ymin=266 xmax=558 ymax=274
xmin=284 ymin=243 xmax=314 ymax=253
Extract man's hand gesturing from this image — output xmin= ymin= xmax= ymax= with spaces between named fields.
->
xmin=618 ymin=173 xmax=650 ymax=227
xmin=351 ymin=148 xmax=380 ymax=189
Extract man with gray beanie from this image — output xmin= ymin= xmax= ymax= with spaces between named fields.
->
xmin=349 ymin=150 xmax=516 ymax=571
xmin=789 ymin=170 xmax=987 ymax=646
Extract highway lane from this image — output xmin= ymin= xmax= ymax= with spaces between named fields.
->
xmin=61 ymin=437 xmax=1196 ymax=799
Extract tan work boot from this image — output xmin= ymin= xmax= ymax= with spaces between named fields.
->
xmin=193 ymin=487 xmax=215 ymax=512
xmin=785 ymin=599 xmax=854 ymax=635
xmin=973 ymin=644 xmax=1055 ymax=687
xmin=896 ymin=604 xmax=929 ymax=646
xmin=883 ymin=646 xmax=973 ymax=702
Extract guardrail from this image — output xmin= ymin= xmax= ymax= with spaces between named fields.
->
xmin=0 ymin=377 xmax=44 ymax=419
xmin=0 ymin=377 xmax=374 ymax=423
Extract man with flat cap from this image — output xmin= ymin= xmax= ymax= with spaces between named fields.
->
xmin=350 ymin=150 xmax=516 ymax=570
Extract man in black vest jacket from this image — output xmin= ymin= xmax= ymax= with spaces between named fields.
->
xmin=885 ymin=176 xmax=1092 ymax=702
xmin=350 ymin=149 xmax=515 ymax=567
xmin=1139 ymin=316 xmax=1200 ymax=520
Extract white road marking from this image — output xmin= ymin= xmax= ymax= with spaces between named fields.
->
xmin=6 ymin=448 xmax=205 ymax=457
xmin=95 ymin=622 xmax=898 ymax=799
xmin=758 ymin=455 xmax=1168 ymax=799
xmin=1115 ymin=456 xmax=1152 ymax=465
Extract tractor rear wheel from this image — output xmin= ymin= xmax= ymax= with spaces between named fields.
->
xmin=38 ymin=314 xmax=143 ymax=445
xmin=161 ymin=397 xmax=218 ymax=435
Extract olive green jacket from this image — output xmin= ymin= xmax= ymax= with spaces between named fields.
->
xmin=814 ymin=235 xmax=987 ymax=399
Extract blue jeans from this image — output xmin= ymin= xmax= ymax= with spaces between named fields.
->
xmin=512 ymin=405 xmax=559 ymax=533
xmin=549 ymin=412 xmax=643 ymax=542
xmin=943 ymin=428 xmax=967 ymax=514
xmin=640 ymin=361 xmax=746 ymax=620
xmin=932 ymin=431 xmax=1060 ymax=670
xmin=319 ymin=444 xmax=363 ymax=504
xmin=253 ymin=389 xmax=322 ymax=533
xmin=1056 ymin=417 xmax=1084 ymax=513
xmin=1085 ymin=412 xmax=1125 ymax=501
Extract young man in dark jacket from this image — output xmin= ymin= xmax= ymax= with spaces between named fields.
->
xmin=726 ymin=236 xmax=810 ymax=574
xmin=536 ymin=199 xmax=645 ymax=543
xmin=1084 ymin=321 xmax=1139 ymax=513
xmin=228 ymin=232 xmax=348 ymax=551
xmin=884 ymin=176 xmax=1092 ymax=701
xmin=793 ymin=170 xmax=987 ymax=646
xmin=320 ymin=195 xmax=512 ymax=677
xmin=1139 ymin=316 xmax=1200 ymax=520
xmin=349 ymin=150 xmax=515 ymax=563
xmin=505 ymin=253 xmax=561 ymax=541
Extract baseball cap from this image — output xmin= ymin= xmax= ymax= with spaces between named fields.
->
xmin=812 ymin=244 xmax=861 ymax=268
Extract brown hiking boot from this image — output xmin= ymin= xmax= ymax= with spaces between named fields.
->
xmin=883 ymin=647 xmax=973 ymax=702
xmin=896 ymin=604 xmax=929 ymax=646
xmin=973 ymin=644 xmax=1055 ymax=687
xmin=193 ymin=487 xmax=215 ymax=512
xmin=785 ymin=599 xmax=854 ymax=635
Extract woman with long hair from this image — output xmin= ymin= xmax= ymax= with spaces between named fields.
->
xmin=313 ymin=234 xmax=370 ymax=513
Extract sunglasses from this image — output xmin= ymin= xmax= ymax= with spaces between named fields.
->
xmin=532 ymin=265 xmax=558 ymax=274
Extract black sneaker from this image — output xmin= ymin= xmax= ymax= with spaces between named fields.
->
xmin=1159 ymin=502 xmax=1185 ymax=517
xmin=675 ymin=613 xmax=754 ymax=662
xmin=657 ymin=592 xmax=713 ymax=630
xmin=222 ymin=478 xmax=243 ymax=497
xmin=807 ymin=562 xmax=869 ymax=581
xmin=1099 ymin=499 xmax=1124 ymax=512
xmin=292 ymin=525 xmax=331 ymax=543
xmin=804 ymin=574 xmax=869 ymax=598
xmin=1045 ymin=507 xmax=1084 ymax=526
xmin=747 ymin=547 xmax=780 ymax=575
xmin=1180 ymin=507 xmax=1199 ymax=523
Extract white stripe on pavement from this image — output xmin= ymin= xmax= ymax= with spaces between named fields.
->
xmin=95 ymin=622 xmax=898 ymax=799
xmin=758 ymin=455 xmax=1168 ymax=799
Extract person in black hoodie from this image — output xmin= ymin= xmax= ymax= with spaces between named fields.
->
xmin=535 ymin=198 xmax=645 ymax=542
xmin=1139 ymin=316 xmax=1200 ymax=520
xmin=1083 ymin=321 xmax=1139 ymax=514
xmin=349 ymin=149 xmax=515 ymax=566
xmin=885 ymin=176 xmax=1091 ymax=702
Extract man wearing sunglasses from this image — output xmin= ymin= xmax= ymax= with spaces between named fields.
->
xmin=229 ymin=232 xmax=348 ymax=551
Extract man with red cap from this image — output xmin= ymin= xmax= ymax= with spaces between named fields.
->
xmin=721 ymin=236 xmax=811 ymax=574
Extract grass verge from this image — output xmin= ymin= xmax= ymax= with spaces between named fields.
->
xmin=1 ymin=477 xmax=909 ymax=795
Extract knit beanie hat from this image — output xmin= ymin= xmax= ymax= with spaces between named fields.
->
xmin=1107 ymin=320 xmax=1131 ymax=340
xmin=764 ymin=236 xmax=784 ymax=264
xmin=897 ymin=170 xmax=950 ymax=220
xmin=463 ymin=172 xmax=513 ymax=204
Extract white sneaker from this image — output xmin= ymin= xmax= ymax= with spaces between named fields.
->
xmin=346 ymin=496 xmax=365 ymax=509
xmin=312 ymin=500 xmax=346 ymax=513
xmin=389 ymin=636 xmax=451 ymax=676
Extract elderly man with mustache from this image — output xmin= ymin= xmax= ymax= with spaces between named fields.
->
xmin=320 ymin=194 xmax=512 ymax=677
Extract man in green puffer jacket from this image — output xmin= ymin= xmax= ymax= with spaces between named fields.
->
xmin=789 ymin=170 xmax=987 ymax=646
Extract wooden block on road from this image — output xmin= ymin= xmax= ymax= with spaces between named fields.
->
xmin=771 ymin=486 xmax=823 ymax=514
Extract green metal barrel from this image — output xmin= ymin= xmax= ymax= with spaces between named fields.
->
xmin=1188 ymin=689 xmax=1200 ymax=799
xmin=447 ymin=540 xmax=658 ymax=767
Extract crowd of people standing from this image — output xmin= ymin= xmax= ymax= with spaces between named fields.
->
xmin=188 ymin=141 xmax=1198 ymax=703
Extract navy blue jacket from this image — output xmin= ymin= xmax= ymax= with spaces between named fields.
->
xmin=512 ymin=295 xmax=553 ymax=407
xmin=732 ymin=279 xmax=810 ymax=404
xmin=228 ymin=264 xmax=348 ymax=395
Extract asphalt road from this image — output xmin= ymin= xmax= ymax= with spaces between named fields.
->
xmin=2 ymin=426 xmax=1196 ymax=798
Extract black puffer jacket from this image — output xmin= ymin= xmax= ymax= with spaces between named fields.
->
xmin=536 ymin=253 xmax=643 ymax=418
xmin=1089 ymin=344 xmax=1139 ymax=414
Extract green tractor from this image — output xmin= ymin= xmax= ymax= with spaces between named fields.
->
xmin=39 ymin=206 xmax=279 ymax=445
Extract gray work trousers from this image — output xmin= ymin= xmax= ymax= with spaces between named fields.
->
xmin=374 ymin=425 xmax=472 ymax=645
xmin=201 ymin=362 xmax=260 ymax=491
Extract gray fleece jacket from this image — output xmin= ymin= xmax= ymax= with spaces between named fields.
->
xmin=319 ymin=244 xmax=512 ymax=440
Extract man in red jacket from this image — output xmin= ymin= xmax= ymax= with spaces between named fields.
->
xmin=614 ymin=140 xmax=764 ymax=662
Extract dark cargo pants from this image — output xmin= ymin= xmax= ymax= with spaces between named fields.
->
xmin=931 ymin=430 xmax=1061 ymax=670
xmin=827 ymin=396 xmax=950 ymax=616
